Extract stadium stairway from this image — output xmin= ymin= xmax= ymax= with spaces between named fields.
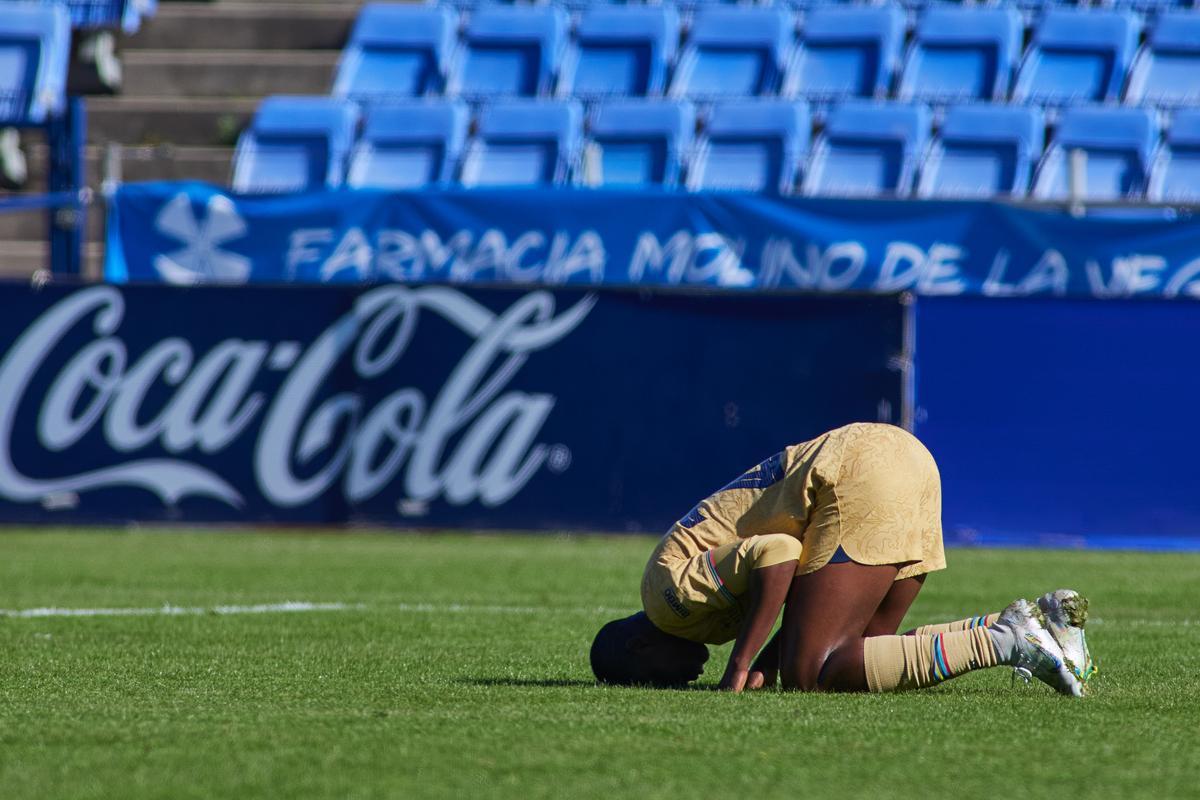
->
xmin=2 ymin=0 xmax=368 ymax=278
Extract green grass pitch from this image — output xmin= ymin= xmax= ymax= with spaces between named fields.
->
xmin=1 ymin=529 xmax=1198 ymax=800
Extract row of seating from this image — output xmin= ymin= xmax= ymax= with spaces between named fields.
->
xmin=232 ymin=97 xmax=1199 ymax=201
xmin=0 ymin=0 xmax=154 ymax=34
xmin=431 ymin=0 xmax=1200 ymax=10
xmin=336 ymin=4 xmax=1200 ymax=110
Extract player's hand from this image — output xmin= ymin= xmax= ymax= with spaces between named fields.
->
xmin=718 ymin=666 xmax=749 ymax=693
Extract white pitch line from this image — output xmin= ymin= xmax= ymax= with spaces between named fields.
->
xmin=0 ymin=601 xmax=361 ymax=619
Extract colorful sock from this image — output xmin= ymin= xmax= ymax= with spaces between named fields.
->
xmin=864 ymin=628 xmax=999 ymax=692
xmin=910 ymin=613 xmax=1000 ymax=636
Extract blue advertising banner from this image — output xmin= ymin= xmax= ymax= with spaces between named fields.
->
xmin=0 ymin=282 xmax=905 ymax=529
xmin=107 ymin=182 xmax=1200 ymax=300
xmin=916 ymin=296 xmax=1200 ymax=551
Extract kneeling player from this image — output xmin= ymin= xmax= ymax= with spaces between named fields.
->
xmin=590 ymin=423 xmax=1095 ymax=695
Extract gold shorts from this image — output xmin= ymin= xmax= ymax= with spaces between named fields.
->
xmin=798 ymin=423 xmax=946 ymax=581
xmin=641 ymin=534 xmax=802 ymax=645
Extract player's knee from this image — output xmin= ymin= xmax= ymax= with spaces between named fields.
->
xmin=781 ymin=641 xmax=858 ymax=692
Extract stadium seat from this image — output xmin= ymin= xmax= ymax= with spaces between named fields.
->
xmin=448 ymin=6 xmax=569 ymax=100
xmin=231 ymin=97 xmax=360 ymax=194
xmin=557 ymin=6 xmax=679 ymax=100
xmin=917 ymin=105 xmax=1044 ymax=199
xmin=669 ymin=7 xmax=793 ymax=100
xmin=801 ymin=102 xmax=930 ymax=198
xmin=347 ymin=101 xmax=469 ymax=190
xmin=459 ymin=100 xmax=583 ymax=187
xmin=58 ymin=0 xmax=147 ymax=33
xmin=897 ymin=7 xmax=1022 ymax=105
xmin=785 ymin=6 xmax=905 ymax=103
xmin=1124 ymin=12 xmax=1200 ymax=110
xmin=1012 ymin=9 xmax=1139 ymax=107
xmin=583 ymin=100 xmax=695 ymax=188
xmin=333 ymin=4 xmax=456 ymax=102
xmin=687 ymin=100 xmax=810 ymax=195
xmin=0 ymin=2 xmax=69 ymax=124
xmin=1031 ymin=106 xmax=1158 ymax=201
xmin=1148 ymin=110 xmax=1200 ymax=202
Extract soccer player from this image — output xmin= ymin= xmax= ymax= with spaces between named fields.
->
xmin=589 ymin=423 xmax=1095 ymax=695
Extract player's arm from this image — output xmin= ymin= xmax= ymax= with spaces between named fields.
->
xmin=718 ymin=561 xmax=794 ymax=692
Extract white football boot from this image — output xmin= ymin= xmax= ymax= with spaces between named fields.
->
xmin=1037 ymin=589 xmax=1096 ymax=686
xmin=990 ymin=598 xmax=1084 ymax=697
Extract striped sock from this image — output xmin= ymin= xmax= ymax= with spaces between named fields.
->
xmin=911 ymin=613 xmax=1001 ymax=636
xmin=864 ymin=627 xmax=1000 ymax=692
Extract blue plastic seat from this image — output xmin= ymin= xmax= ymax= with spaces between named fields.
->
xmin=1124 ymin=12 xmax=1200 ymax=110
xmin=0 ymin=3 xmax=69 ymax=124
xmin=347 ymin=101 xmax=468 ymax=190
xmin=459 ymin=100 xmax=583 ymax=187
xmin=785 ymin=6 xmax=905 ymax=103
xmin=1012 ymin=10 xmax=1139 ymax=107
xmin=918 ymin=105 xmax=1044 ymax=199
xmin=232 ymin=96 xmax=360 ymax=194
xmin=688 ymin=101 xmax=810 ymax=194
xmin=584 ymin=101 xmax=695 ymax=187
xmin=448 ymin=6 xmax=568 ymax=100
xmin=669 ymin=8 xmax=793 ymax=100
xmin=1032 ymin=106 xmax=1158 ymax=201
xmin=802 ymin=102 xmax=930 ymax=197
xmin=49 ymin=0 xmax=147 ymax=33
xmin=558 ymin=6 xmax=679 ymax=100
xmin=1148 ymin=110 xmax=1200 ymax=202
xmin=897 ymin=7 xmax=1022 ymax=105
xmin=333 ymin=4 xmax=456 ymax=102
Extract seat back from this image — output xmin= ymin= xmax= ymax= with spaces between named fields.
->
xmin=802 ymin=102 xmax=929 ymax=197
xmin=786 ymin=6 xmax=904 ymax=103
xmin=460 ymin=100 xmax=583 ymax=187
xmin=232 ymin=96 xmax=360 ymax=194
xmin=348 ymin=101 xmax=469 ymax=190
xmin=670 ymin=8 xmax=793 ymax=100
xmin=898 ymin=7 xmax=1021 ymax=104
xmin=689 ymin=101 xmax=810 ymax=194
xmin=1013 ymin=10 xmax=1139 ymax=106
xmin=449 ymin=6 xmax=569 ymax=100
xmin=559 ymin=6 xmax=679 ymax=99
xmin=1149 ymin=109 xmax=1200 ymax=202
xmin=1124 ymin=12 xmax=1200 ymax=109
xmin=586 ymin=101 xmax=695 ymax=187
xmin=1032 ymin=106 xmax=1158 ymax=201
xmin=333 ymin=4 xmax=456 ymax=102
xmin=918 ymin=105 xmax=1043 ymax=198
xmin=0 ymin=3 xmax=69 ymax=124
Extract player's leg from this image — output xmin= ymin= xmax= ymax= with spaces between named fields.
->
xmin=778 ymin=563 xmax=1083 ymax=695
xmin=778 ymin=559 xmax=903 ymax=691
xmin=863 ymin=574 xmax=926 ymax=637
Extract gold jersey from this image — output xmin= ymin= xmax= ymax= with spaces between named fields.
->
xmin=641 ymin=423 xmax=946 ymax=644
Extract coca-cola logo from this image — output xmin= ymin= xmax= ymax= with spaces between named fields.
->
xmin=0 ymin=286 xmax=596 ymax=512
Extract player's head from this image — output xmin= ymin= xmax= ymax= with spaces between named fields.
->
xmin=590 ymin=612 xmax=709 ymax=687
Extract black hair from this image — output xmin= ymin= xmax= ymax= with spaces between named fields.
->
xmin=589 ymin=614 xmax=647 ymax=686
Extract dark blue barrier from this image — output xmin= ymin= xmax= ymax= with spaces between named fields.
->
xmin=916 ymin=296 xmax=1200 ymax=551
xmin=0 ymin=282 xmax=906 ymax=529
xmin=106 ymin=182 xmax=1200 ymax=300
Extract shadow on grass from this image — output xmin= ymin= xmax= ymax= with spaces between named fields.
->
xmin=462 ymin=678 xmax=708 ymax=691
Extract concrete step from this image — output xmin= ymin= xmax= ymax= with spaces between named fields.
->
xmin=127 ymin=3 xmax=359 ymax=51
xmin=24 ymin=143 xmax=233 ymax=187
xmin=0 ymin=241 xmax=104 ymax=280
xmin=122 ymin=50 xmax=338 ymax=98
xmin=87 ymin=97 xmax=258 ymax=146
xmin=0 ymin=200 xmax=105 ymax=243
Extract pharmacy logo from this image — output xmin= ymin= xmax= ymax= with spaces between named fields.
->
xmin=153 ymin=193 xmax=251 ymax=285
